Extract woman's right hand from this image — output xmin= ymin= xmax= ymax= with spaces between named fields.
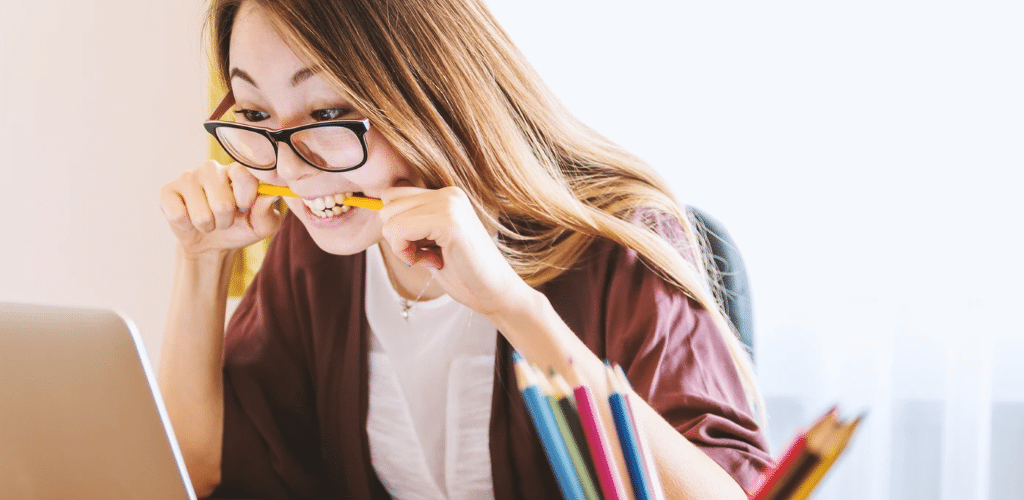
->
xmin=159 ymin=160 xmax=282 ymax=256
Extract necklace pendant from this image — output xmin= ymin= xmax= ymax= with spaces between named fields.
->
xmin=400 ymin=300 xmax=410 ymax=321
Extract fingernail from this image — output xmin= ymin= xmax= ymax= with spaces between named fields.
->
xmin=272 ymin=196 xmax=282 ymax=203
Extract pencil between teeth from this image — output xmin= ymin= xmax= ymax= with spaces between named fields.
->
xmin=256 ymin=184 xmax=383 ymax=210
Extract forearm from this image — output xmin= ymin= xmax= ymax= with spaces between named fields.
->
xmin=157 ymin=246 xmax=236 ymax=495
xmin=487 ymin=286 xmax=748 ymax=500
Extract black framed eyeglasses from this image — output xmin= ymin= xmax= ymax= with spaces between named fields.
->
xmin=203 ymin=91 xmax=370 ymax=172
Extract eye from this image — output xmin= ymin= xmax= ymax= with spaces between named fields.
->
xmin=310 ymin=108 xmax=349 ymax=121
xmin=233 ymin=109 xmax=270 ymax=122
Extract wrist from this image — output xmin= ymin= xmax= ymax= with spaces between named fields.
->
xmin=175 ymin=244 xmax=239 ymax=269
xmin=486 ymin=284 xmax=607 ymax=389
xmin=173 ymin=245 xmax=239 ymax=302
xmin=486 ymin=286 xmax=575 ymax=366
xmin=483 ymin=280 xmax=543 ymax=331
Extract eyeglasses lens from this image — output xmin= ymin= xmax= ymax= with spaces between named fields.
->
xmin=216 ymin=128 xmax=276 ymax=169
xmin=292 ymin=128 xmax=364 ymax=171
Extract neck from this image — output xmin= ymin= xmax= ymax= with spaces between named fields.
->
xmin=377 ymin=242 xmax=445 ymax=302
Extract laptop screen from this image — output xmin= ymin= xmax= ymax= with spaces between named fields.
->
xmin=0 ymin=303 xmax=197 ymax=500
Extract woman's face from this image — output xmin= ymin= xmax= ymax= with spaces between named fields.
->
xmin=228 ymin=1 xmax=417 ymax=255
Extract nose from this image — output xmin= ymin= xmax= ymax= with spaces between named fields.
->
xmin=274 ymin=141 xmax=318 ymax=182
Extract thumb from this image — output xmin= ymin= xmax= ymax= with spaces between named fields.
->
xmin=249 ymin=195 xmax=283 ymax=239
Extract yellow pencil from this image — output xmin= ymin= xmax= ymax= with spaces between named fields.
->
xmin=788 ymin=414 xmax=864 ymax=500
xmin=256 ymin=183 xmax=383 ymax=210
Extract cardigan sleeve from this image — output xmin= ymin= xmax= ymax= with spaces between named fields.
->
xmin=206 ymin=215 xmax=326 ymax=500
xmin=598 ymin=219 xmax=774 ymax=492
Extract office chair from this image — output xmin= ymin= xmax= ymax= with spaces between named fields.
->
xmin=687 ymin=206 xmax=754 ymax=361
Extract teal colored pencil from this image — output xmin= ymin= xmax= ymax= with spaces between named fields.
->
xmin=513 ymin=352 xmax=586 ymax=500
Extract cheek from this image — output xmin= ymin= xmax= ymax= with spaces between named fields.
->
xmin=249 ymin=169 xmax=281 ymax=185
xmin=364 ymin=130 xmax=419 ymax=184
xmin=283 ymin=198 xmax=304 ymax=215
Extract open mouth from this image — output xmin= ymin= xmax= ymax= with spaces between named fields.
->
xmin=301 ymin=191 xmax=365 ymax=219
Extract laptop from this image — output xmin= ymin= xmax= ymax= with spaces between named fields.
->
xmin=0 ymin=302 xmax=198 ymax=500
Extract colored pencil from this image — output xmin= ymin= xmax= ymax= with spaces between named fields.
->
xmin=613 ymin=365 xmax=666 ymax=500
xmin=513 ymin=352 xmax=587 ymax=500
xmin=607 ymin=364 xmax=656 ymax=500
xmin=572 ymin=377 xmax=630 ymax=500
xmin=533 ymin=367 xmax=601 ymax=500
xmin=788 ymin=413 xmax=864 ymax=500
xmin=549 ymin=371 xmax=604 ymax=500
xmin=256 ymin=183 xmax=383 ymax=210
xmin=750 ymin=408 xmax=838 ymax=500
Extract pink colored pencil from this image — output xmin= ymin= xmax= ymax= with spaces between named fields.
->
xmin=574 ymin=382 xmax=630 ymax=500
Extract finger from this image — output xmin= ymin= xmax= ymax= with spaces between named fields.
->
xmin=378 ymin=191 xmax=437 ymax=224
xmin=381 ymin=211 xmax=444 ymax=251
xmin=158 ymin=184 xmax=194 ymax=232
xmin=380 ymin=184 xmax=428 ymax=205
xmin=410 ymin=245 xmax=444 ymax=270
xmin=248 ymin=194 xmax=283 ymax=239
xmin=177 ymin=179 xmax=217 ymax=233
xmin=199 ymin=163 xmax=238 ymax=231
xmin=227 ymin=163 xmax=259 ymax=212
xmin=386 ymin=237 xmax=441 ymax=269
xmin=382 ymin=210 xmax=446 ymax=267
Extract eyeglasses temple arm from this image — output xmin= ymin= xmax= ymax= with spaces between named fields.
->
xmin=209 ymin=90 xmax=235 ymax=121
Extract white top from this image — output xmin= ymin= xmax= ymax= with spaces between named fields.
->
xmin=364 ymin=244 xmax=497 ymax=500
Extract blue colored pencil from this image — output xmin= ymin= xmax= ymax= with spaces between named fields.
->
xmin=613 ymin=365 xmax=665 ymax=500
xmin=513 ymin=352 xmax=587 ymax=500
xmin=607 ymin=364 xmax=657 ymax=500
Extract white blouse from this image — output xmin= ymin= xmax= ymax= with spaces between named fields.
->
xmin=364 ymin=244 xmax=497 ymax=500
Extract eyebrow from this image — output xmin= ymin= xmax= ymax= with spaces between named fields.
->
xmin=228 ymin=67 xmax=319 ymax=89
xmin=290 ymin=67 xmax=317 ymax=86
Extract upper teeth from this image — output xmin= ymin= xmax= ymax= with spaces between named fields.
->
xmin=302 ymin=192 xmax=354 ymax=217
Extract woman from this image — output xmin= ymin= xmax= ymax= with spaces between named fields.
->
xmin=158 ymin=0 xmax=772 ymax=498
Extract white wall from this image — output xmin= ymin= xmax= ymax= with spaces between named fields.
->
xmin=0 ymin=0 xmax=208 ymax=366
xmin=483 ymin=0 xmax=1023 ymax=360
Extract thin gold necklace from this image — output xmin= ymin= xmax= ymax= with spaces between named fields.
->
xmin=379 ymin=246 xmax=435 ymax=321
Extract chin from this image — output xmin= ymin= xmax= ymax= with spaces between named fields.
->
xmin=308 ymin=234 xmax=375 ymax=256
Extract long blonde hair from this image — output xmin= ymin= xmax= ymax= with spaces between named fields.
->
xmin=209 ymin=0 xmax=764 ymax=421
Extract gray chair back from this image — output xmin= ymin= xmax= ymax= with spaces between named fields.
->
xmin=688 ymin=206 xmax=754 ymax=360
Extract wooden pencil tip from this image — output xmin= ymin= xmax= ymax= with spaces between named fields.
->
xmin=512 ymin=358 xmax=535 ymax=391
xmin=612 ymin=363 xmax=633 ymax=390
xmin=605 ymin=364 xmax=620 ymax=392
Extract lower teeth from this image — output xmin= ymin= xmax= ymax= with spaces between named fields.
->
xmin=316 ymin=206 xmax=350 ymax=218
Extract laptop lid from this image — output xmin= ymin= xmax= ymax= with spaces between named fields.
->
xmin=0 ymin=303 xmax=198 ymax=500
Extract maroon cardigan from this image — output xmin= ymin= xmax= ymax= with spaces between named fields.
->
xmin=207 ymin=213 xmax=772 ymax=499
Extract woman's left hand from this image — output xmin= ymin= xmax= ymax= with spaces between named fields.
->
xmin=378 ymin=184 xmax=531 ymax=318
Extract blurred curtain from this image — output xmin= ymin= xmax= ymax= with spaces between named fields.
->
xmin=758 ymin=329 xmax=1024 ymax=500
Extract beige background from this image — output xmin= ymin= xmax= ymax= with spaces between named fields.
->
xmin=0 ymin=1 xmax=207 ymax=366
